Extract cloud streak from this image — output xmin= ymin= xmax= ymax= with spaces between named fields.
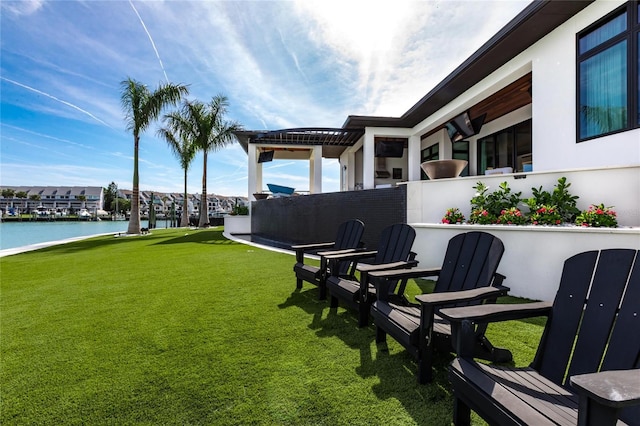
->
xmin=1 ymin=77 xmax=113 ymax=128
xmin=129 ymin=0 xmax=169 ymax=83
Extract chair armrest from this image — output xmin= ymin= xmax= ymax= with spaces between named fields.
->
xmin=571 ymin=369 xmax=640 ymax=410
xmin=323 ymin=250 xmax=378 ymax=261
xmin=441 ymin=301 xmax=552 ymax=358
xmin=291 ymin=241 xmax=335 ymax=251
xmin=316 ymin=248 xmax=360 ymax=257
xmin=292 ymin=241 xmax=335 ymax=263
xmin=357 ymin=260 xmax=415 ymax=273
xmin=439 ymin=301 xmax=552 ymax=325
xmin=368 ymin=267 xmax=442 ymax=281
xmin=415 ymin=286 xmax=509 ymax=307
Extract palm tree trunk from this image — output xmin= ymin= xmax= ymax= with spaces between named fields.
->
xmin=127 ymin=134 xmax=141 ymax=234
xmin=181 ymin=168 xmax=189 ymax=227
xmin=198 ymin=151 xmax=209 ymax=227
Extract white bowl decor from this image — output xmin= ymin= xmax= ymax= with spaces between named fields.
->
xmin=420 ymin=159 xmax=468 ymax=180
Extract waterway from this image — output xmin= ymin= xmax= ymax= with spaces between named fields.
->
xmin=0 ymin=220 xmax=130 ymax=251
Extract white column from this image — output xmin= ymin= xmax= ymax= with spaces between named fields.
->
xmin=248 ymin=144 xmax=259 ymax=200
xmin=310 ymin=146 xmax=323 ymax=194
xmin=363 ymin=129 xmax=375 ymax=190
xmin=408 ymin=134 xmax=421 ymax=182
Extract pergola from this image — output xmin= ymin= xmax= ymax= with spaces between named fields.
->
xmin=235 ymin=128 xmax=364 ymax=199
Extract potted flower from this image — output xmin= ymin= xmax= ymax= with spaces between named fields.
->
xmin=496 ymin=207 xmax=527 ymax=225
xmin=575 ymin=204 xmax=618 ymax=228
xmin=442 ymin=207 xmax=465 ymax=224
xmin=529 ymin=205 xmax=562 ymax=225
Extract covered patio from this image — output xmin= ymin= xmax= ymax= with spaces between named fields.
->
xmin=235 ymin=128 xmax=363 ymax=200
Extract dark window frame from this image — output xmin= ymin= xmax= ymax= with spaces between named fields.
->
xmin=576 ymin=1 xmax=640 ymax=142
xmin=476 ymin=119 xmax=532 ymax=175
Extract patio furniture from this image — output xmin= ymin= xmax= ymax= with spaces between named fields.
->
xmin=292 ymin=219 xmax=365 ymax=300
xmin=325 ymin=223 xmax=417 ymax=327
xmin=369 ymin=231 xmax=509 ymax=384
xmin=442 ymin=248 xmax=640 ymax=426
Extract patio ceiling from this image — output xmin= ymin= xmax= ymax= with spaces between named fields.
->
xmin=421 ymin=72 xmax=532 ymax=139
xmin=235 ymin=128 xmax=365 ymax=158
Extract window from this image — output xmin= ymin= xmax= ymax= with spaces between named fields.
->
xmin=452 ymin=141 xmax=470 ymax=177
xmin=420 ymin=143 xmax=439 ymax=180
xmin=578 ymin=1 xmax=640 ymax=141
xmin=477 ymin=120 xmax=532 ymax=175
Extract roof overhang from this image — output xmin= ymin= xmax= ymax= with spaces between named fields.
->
xmin=235 ymin=128 xmax=365 ymax=159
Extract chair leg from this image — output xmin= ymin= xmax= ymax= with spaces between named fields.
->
xmin=417 ymin=348 xmax=434 ymax=384
xmin=319 ymin=285 xmax=327 ymax=300
xmin=330 ymin=294 xmax=339 ymax=308
xmin=296 ymin=278 xmax=302 ymax=290
xmin=358 ymin=304 xmax=368 ymax=328
xmin=375 ymin=326 xmax=386 ymax=344
xmin=453 ymin=397 xmax=471 ymax=426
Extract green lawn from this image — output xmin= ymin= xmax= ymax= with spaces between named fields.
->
xmin=0 ymin=228 xmax=544 ymax=425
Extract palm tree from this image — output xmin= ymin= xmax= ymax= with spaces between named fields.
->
xmin=120 ymin=77 xmax=189 ymax=234
xmin=158 ymin=96 xmax=241 ymax=227
xmin=2 ymin=188 xmax=15 ymax=209
xmin=194 ymin=95 xmax=242 ymax=227
xmin=157 ymin=112 xmax=197 ymax=227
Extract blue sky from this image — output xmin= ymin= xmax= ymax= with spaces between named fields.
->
xmin=1 ymin=0 xmax=529 ymax=197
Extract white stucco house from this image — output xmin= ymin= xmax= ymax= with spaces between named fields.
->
xmin=235 ymin=0 xmax=639 ymax=300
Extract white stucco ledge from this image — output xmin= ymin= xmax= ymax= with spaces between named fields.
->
xmin=409 ymin=223 xmax=640 ymax=301
xmin=223 ymin=215 xmax=251 ymax=235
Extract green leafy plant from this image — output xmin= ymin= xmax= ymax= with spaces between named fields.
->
xmin=442 ymin=207 xmax=465 ymax=224
xmin=469 ymin=181 xmax=522 ymax=224
xmin=529 ymin=205 xmax=562 ymax=225
xmin=575 ymin=203 xmax=618 ymax=228
xmin=469 ymin=208 xmax=496 ymax=225
xmin=231 ymin=205 xmax=249 ymax=215
xmin=526 ymin=177 xmax=579 ymax=223
xmin=496 ymin=207 xmax=527 ymax=225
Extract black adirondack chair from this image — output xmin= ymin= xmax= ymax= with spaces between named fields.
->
xmin=325 ymin=223 xmax=417 ymax=327
xmin=292 ymin=219 xmax=364 ymax=300
xmin=368 ymin=231 xmax=510 ymax=384
xmin=441 ymin=248 xmax=640 ymax=426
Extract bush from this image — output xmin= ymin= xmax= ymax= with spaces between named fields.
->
xmin=442 ymin=207 xmax=465 ymax=224
xmin=575 ymin=204 xmax=618 ymax=228
xmin=526 ymin=177 xmax=579 ymax=223
xmin=469 ymin=181 xmax=521 ymax=224
xmin=529 ymin=205 xmax=562 ymax=225
xmin=496 ymin=207 xmax=527 ymax=225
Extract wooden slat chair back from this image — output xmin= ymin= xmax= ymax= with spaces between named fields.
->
xmin=372 ymin=223 xmax=417 ymax=266
xmin=443 ymin=248 xmax=640 ymax=425
xmin=331 ymin=220 xmax=367 ymax=276
xmin=325 ymin=223 xmax=417 ymax=327
xmin=534 ymin=249 xmax=640 ymax=385
xmin=293 ymin=219 xmax=364 ymax=300
xmin=369 ymin=231 xmax=509 ymax=384
xmin=433 ymin=231 xmax=505 ymax=295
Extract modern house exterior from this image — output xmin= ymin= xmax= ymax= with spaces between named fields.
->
xmin=234 ymin=0 xmax=640 ymax=300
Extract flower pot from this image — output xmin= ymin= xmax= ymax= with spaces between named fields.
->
xmin=420 ymin=159 xmax=468 ymax=179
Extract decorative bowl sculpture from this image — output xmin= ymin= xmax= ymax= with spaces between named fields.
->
xmin=420 ymin=159 xmax=468 ymax=180
xmin=253 ymin=193 xmax=269 ymax=200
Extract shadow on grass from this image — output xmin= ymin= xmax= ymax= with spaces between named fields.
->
xmin=152 ymin=229 xmax=238 ymax=246
xmin=280 ymin=287 xmax=454 ymax=424
xmin=22 ymin=232 xmax=169 ymax=255
xmin=14 ymin=228 xmax=238 ymax=257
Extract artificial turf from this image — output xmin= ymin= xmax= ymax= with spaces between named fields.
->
xmin=0 ymin=228 xmax=544 ymax=425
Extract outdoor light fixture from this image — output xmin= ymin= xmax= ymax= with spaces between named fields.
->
xmin=446 ymin=112 xmax=486 ymax=142
xmin=258 ymin=150 xmax=275 ymax=163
